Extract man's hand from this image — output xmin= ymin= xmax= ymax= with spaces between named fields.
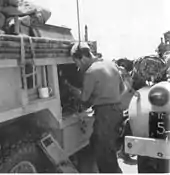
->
xmin=71 ymin=88 xmax=81 ymax=99
xmin=64 ymin=80 xmax=82 ymax=99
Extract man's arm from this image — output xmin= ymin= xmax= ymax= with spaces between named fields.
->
xmin=81 ymin=72 xmax=95 ymax=103
xmin=65 ymin=72 xmax=95 ymax=104
xmin=119 ymin=72 xmax=137 ymax=96
xmin=119 ymin=72 xmax=127 ymax=95
xmin=64 ymin=80 xmax=82 ymax=97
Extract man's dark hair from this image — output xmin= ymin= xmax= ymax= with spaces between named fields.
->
xmin=116 ymin=58 xmax=133 ymax=72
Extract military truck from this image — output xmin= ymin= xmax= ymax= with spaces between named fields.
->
xmin=0 ymin=22 xmax=97 ymax=173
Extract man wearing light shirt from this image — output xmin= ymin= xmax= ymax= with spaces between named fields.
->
xmin=69 ymin=42 xmax=130 ymax=173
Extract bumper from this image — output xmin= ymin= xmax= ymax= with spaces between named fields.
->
xmin=125 ymin=136 xmax=170 ymax=159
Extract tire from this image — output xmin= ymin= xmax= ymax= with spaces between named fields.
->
xmin=0 ymin=142 xmax=57 ymax=173
xmin=138 ymin=156 xmax=169 ymax=173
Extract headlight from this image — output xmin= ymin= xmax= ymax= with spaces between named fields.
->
xmin=148 ymin=86 xmax=169 ymax=106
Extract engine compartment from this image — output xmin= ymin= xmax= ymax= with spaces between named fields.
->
xmin=57 ymin=63 xmax=88 ymax=115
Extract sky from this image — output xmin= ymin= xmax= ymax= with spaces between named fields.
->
xmin=34 ymin=0 xmax=170 ymax=60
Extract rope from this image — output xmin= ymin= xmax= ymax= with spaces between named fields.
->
xmin=28 ymin=37 xmax=36 ymax=88
xmin=19 ymin=36 xmax=36 ymax=89
xmin=28 ymin=37 xmax=35 ymax=66
xmin=20 ymin=36 xmax=27 ymax=90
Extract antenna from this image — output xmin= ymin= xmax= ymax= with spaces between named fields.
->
xmin=85 ymin=25 xmax=88 ymax=42
xmin=76 ymin=0 xmax=81 ymax=45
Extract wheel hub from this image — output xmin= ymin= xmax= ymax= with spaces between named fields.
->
xmin=10 ymin=161 xmax=37 ymax=173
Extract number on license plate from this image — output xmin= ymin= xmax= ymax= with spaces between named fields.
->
xmin=149 ymin=112 xmax=169 ymax=139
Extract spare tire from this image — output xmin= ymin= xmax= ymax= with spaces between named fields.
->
xmin=0 ymin=142 xmax=57 ymax=173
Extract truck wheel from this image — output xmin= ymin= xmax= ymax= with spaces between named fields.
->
xmin=138 ymin=156 xmax=169 ymax=173
xmin=0 ymin=142 xmax=56 ymax=173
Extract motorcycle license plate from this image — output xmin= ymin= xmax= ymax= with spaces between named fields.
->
xmin=149 ymin=112 xmax=169 ymax=139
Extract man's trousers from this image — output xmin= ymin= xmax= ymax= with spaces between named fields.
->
xmin=91 ymin=103 xmax=123 ymax=173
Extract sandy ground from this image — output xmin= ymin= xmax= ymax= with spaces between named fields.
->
xmin=118 ymin=157 xmax=138 ymax=174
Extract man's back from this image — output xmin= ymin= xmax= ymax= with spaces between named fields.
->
xmin=82 ymin=60 xmax=124 ymax=106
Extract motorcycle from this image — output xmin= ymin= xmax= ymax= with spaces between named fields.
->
xmin=128 ymin=81 xmax=170 ymax=173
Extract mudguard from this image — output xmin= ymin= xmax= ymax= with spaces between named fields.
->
xmin=128 ymin=81 xmax=170 ymax=137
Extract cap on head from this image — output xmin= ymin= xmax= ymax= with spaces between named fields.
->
xmin=70 ymin=42 xmax=90 ymax=59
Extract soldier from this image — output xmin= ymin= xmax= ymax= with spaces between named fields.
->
xmin=131 ymin=55 xmax=167 ymax=90
xmin=69 ymin=42 xmax=130 ymax=173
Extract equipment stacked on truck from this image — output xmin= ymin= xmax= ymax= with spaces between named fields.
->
xmin=0 ymin=0 xmax=51 ymax=34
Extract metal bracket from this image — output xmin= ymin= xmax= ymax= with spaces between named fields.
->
xmin=125 ymin=136 xmax=170 ymax=160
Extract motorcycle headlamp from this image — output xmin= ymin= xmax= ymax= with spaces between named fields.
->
xmin=148 ymin=86 xmax=169 ymax=107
